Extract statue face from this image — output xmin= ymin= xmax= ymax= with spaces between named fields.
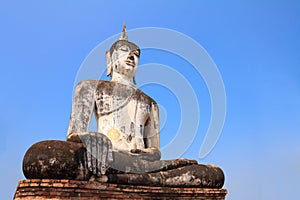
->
xmin=111 ymin=44 xmax=140 ymax=78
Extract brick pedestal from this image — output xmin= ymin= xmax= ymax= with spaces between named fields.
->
xmin=14 ymin=179 xmax=227 ymax=199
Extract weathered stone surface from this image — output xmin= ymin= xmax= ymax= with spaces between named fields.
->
xmin=108 ymin=164 xmax=225 ymax=188
xmin=110 ymin=152 xmax=196 ymax=173
xmin=23 ymin=140 xmax=89 ymax=180
xmin=67 ymin=132 xmax=114 ymax=176
xmin=23 ymin=140 xmax=161 ymax=180
xmin=23 ymin=140 xmax=224 ymax=188
xmin=68 ymin=80 xmax=160 ymax=153
xmin=14 ymin=179 xmax=227 ymax=200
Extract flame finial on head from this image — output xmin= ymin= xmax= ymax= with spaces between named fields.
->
xmin=120 ymin=23 xmax=128 ymax=40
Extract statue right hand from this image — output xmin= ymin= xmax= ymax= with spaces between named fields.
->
xmin=67 ymin=132 xmax=113 ymax=176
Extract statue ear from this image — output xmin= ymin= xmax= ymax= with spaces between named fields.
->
xmin=106 ymin=50 xmax=112 ymax=77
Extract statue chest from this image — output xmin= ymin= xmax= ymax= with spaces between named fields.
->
xmin=94 ymin=81 xmax=153 ymax=135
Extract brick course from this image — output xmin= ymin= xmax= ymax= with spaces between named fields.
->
xmin=14 ymin=179 xmax=227 ymax=199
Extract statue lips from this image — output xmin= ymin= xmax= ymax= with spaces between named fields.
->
xmin=125 ymin=59 xmax=135 ymax=67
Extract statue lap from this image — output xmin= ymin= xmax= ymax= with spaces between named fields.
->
xmin=23 ymin=140 xmax=224 ymax=188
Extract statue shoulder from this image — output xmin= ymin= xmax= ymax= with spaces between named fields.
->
xmin=74 ymin=80 xmax=110 ymax=93
xmin=76 ymin=80 xmax=99 ymax=89
xmin=75 ymin=80 xmax=158 ymax=106
xmin=134 ymin=88 xmax=158 ymax=106
xmin=75 ymin=80 xmax=105 ymax=88
xmin=95 ymin=81 xmax=136 ymax=97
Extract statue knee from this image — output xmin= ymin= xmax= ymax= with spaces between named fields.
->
xmin=22 ymin=140 xmax=89 ymax=180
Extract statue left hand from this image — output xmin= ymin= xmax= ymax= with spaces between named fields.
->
xmin=67 ymin=132 xmax=113 ymax=176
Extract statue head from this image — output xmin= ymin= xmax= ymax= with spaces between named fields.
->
xmin=106 ymin=24 xmax=140 ymax=85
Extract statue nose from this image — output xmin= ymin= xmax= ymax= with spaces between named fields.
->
xmin=128 ymin=55 xmax=134 ymax=61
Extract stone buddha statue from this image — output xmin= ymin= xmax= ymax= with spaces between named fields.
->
xmin=67 ymin=27 xmax=160 ymax=152
xmin=66 ymin=25 xmax=161 ymax=176
xmin=22 ymin=25 xmax=225 ymax=188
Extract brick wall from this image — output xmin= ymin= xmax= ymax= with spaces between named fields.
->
xmin=14 ymin=179 xmax=227 ymax=199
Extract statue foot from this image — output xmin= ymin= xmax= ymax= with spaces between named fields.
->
xmin=89 ymin=175 xmax=108 ymax=183
xmin=108 ymin=164 xmax=225 ymax=188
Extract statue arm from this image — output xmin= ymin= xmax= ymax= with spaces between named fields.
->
xmin=66 ymin=80 xmax=98 ymax=139
xmin=135 ymin=101 xmax=160 ymax=160
xmin=66 ymin=80 xmax=113 ymax=178
xmin=145 ymin=102 xmax=160 ymax=149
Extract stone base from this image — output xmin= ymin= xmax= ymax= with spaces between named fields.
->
xmin=14 ymin=179 xmax=227 ymax=199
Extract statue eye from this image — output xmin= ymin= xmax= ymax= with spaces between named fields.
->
xmin=120 ymin=46 xmax=129 ymax=52
xmin=133 ymin=50 xmax=140 ymax=57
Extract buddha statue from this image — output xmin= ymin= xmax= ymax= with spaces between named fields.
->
xmin=22 ymin=25 xmax=225 ymax=188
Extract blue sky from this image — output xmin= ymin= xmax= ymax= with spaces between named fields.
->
xmin=1 ymin=1 xmax=300 ymax=199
